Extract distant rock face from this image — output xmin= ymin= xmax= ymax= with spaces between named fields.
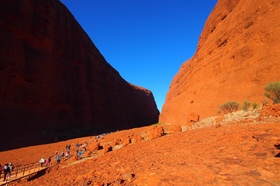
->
xmin=160 ymin=0 xmax=280 ymax=124
xmin=0 ymin=0 xmax=159 ymax=150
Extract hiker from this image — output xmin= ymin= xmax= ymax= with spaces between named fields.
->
xmin=77 ymin=150 xmax=83 ymax=159
xmin=65 ymin=151 xmax=69 ymax=158
xmin=8 ymin=163 xmax=13 ymax=172
xmin=8 ymin=163 xmax=13 ymax=178
xmin=0 ymin=164 xmax=2 ymax=179
xmin=83 ymin=147 xmax=87 ymax=153
xmin=56 ymin=155 xmax=61 ymax=164
xmin=76 ymin=143 xmax=80 ymax=148
xmin=45 ymin=158 xmax=49 ymax=167
xmin=39 ymin=157 xmax=45 ymax=167
xmin=48 ymin=157 xmax=51 ymax=165
xmin=3 ymin=163 xmax=10 ymax=181
xmin=61 ymin=150 xmax=64 ymax=157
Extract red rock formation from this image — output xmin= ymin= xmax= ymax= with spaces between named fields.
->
xmin=0 ymin=0 xmax=159 ymax=150
xmin=260 ymin=104 xmax=280 ymax=118
xmin=167 ymin=124 xmax=182 ymax=134
xmin=145 ymin=126 xmax=164 ymax=140
xmin=160 ymin=0 xmax=280 ymax=125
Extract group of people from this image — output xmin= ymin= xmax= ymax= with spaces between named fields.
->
xmin=1 ymin=141 xmax=90 ymax=182
xmin=38 ymin=143 xmax=74 ymax=168
xmin=39 ymin=157 xmax=51 ymax=167
xmin=0 ymin=163 xmax=14 ymax=181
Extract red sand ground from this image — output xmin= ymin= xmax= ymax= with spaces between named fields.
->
xmin=1 ymin=108 xmax=280 ymax=185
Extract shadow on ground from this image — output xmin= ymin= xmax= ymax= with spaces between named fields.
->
xmin=27 ymin=168 xmax=47 ymax=181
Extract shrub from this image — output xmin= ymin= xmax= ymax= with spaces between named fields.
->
xmin=219 ymin=101 xmax=239 ymax=113
xmin=264 ymin=81 xmax=280 ymax=104
xmin=242 ymin=101 xmax=251 ymax=111
xmin=252 ymin=102 xmax=259 ymax=110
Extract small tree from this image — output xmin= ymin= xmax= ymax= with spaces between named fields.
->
xmin=242 ymin=101 xmax=251 ymax=111
xmin=264 ymin=81 xmax=280 ymax=104
xmin=252 ymin=102 xmax=259 ymax=110
xmin=219 ymin=101 xmax=239 ymax=113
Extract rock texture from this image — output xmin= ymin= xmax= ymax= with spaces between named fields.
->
xmin=1 ymin=118 xmax=280 ymax=185
xmin=0 ymin=0 xmax=159 ymax=150
xmin=160 ymin=0 xmax=280 ymax=125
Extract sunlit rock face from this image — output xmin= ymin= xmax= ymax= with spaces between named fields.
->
xmin=160 ymin=0 xmax=280 ymax=125
xmin=0 ymin=0 xmax=159 ymax=150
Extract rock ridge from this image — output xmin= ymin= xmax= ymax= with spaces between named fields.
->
xmin=0 ymin=0 xmax=159 ymax=150
xmin=160 ymin=0 xmax=280 ymax=124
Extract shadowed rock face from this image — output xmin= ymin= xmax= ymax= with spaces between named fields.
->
xmin=160 ymin=0 xmax=280 ymax=125
xmin=0 ymin=0 xmax=159 ymax=150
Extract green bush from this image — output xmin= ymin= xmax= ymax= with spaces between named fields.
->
xmin=252 ymin=102 xmax=259 ymax=110
xmin=219 ymin=101 xmax=239 ymax=113
xmin=264 ymin=81 xmax=280 ymax=104
xmin=242 ymin=101 xmax=251 ymax=111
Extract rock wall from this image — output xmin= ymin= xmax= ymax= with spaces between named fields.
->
xmin=160 ymin=0 xmax=280 ymax=124
xmin=0 ymin=0 xmax=159 ymax=150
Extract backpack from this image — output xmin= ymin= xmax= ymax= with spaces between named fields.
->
xmin=4 ymin=165 xmax=10 ymax=173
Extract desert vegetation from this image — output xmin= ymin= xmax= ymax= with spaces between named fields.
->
xmin=218 ymin=81 xmax=280 ymax=114
xmin=219 ymin=101 xmax=239 ymax=113
xmin=264 ymin=81 xmax=280 ymax=104
xmin=242 ymin=101 xmax=251 ymax=111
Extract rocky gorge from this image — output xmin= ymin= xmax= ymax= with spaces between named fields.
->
xmin=0 ymin=0 xmax=159 ymax=150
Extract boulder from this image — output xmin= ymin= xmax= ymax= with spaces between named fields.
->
xmin=102 ymin=144 xmax=112 ymax=154
xmin=187 ymin=112 xmax=200 ymax=122
xmin=168 ymin=124 xmax=182 ymax=134
xmin=131 ymin=134 xmax=143 ymax=144
xmin=146 ymin=126 xmax=165 ymax=140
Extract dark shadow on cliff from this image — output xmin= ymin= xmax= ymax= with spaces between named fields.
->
xmin=0 ymin=119 xmax=159 ymax=151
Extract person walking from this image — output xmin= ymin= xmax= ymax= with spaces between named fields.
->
xmin=39 ymin=158 xmax=45 ymax=167
xmin=8 ymin=163 xmax=13 ymax=179
xmin=56 ymin=155 xmax=61 ymax=164
xmin=0 ymin=164 xmax=2 ymax=179
xmin=3 ymin=164 xmax=10 ymax=181
xmin=45 ymin=158 xmax=49 ymax=167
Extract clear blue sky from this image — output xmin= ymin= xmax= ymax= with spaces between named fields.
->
xmin=60 ymin=0 xmax=217 ymax=112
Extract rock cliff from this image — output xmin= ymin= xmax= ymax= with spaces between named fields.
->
xmin=160 ymin=0 xmax=280 ymax=124
xmin=0 ymin=0 xmax=159 ymax=150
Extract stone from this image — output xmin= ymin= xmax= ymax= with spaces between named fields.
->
xmin=122 ymin=173 xmax=135 ymax=182
xmin=122 ymin=137 xmax=131 ymax=147
xmin=112 ymin=139 xmax=122 ymax=146
xmin=90 ymin=142 xmax=101 ymax=151
xmin=215 ymin=116 xmax=224 ymax=123
xmin=168 ymin=124 xmax=182 ymax=133
xmin=102 ymin=144 xmax=112 ymax=154
xmin=146 ymin=126 xmax=164 ymax=140
xmin=187 ymin=112 xmax=200 ymax=122
xmin=131 ymin=134 xmax=143 ymax=144
xmin=260 ymin=104 xmax=280 ymax=118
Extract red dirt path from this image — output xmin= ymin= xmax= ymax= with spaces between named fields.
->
xmin=1 ymin=120 xmax=280 ymax=185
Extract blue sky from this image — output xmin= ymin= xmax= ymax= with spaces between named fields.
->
xmin=60 ymin=0 xmax=217 ymax=112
